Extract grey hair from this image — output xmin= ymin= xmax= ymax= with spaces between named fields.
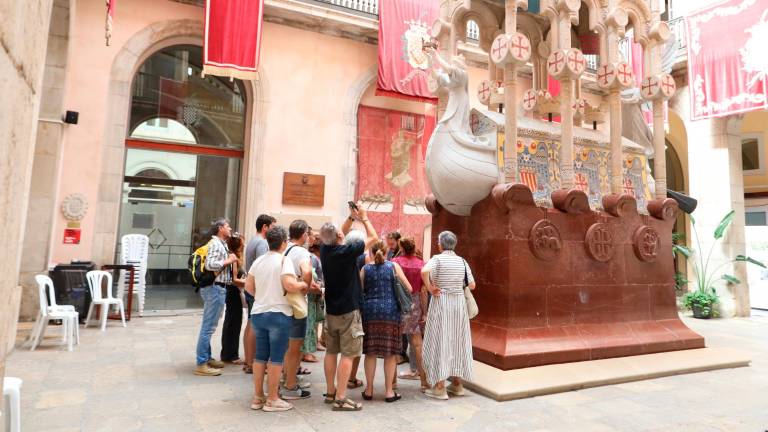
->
xmin=345 ymin=229 xmax=365 ymax=245
xmin=438 ymin=231 xmax=458 ymax=251
xmin=209 ymin=217 xmax=230 ymax=237
xmin=319 ymin=222 xmax=339 ymax=246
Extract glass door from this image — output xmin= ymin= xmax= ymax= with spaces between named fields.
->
xmin=118 ymin=146 xmax=241 ymax=311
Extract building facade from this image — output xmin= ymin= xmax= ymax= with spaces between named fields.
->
xmin=11 ymin=0 xmax=766 ymax=322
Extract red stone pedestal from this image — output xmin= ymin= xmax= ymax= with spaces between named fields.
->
xmin=427 ymin=184 xmax=704 ymax=370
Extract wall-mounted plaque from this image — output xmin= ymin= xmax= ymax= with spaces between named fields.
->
xmin=282 ymin=172 xmax=325 ymax=207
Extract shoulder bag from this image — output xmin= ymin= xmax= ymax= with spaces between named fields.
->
xmin=462 ymin=259 xmax=479 ymax=320
xmin=390 ymin=263 xmax=413 ymax=313
xmin=283 ymin=246 xmax=308 ymax=319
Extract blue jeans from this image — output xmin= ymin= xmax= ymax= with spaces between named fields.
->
xmin=251 ymin=312 xmax=292 ymax=365
xmin=289 ymin=317 xmax=307 ymax=340
xmin=196 ymin=285 xmax=226 ymax=365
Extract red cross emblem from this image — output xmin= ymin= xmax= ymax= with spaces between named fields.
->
xmin=661 ymin=75 xmax=676 ymax=96
xmin=478 ymin=81 xmax=491 ymax=102
xmin=622 ymin=177 xmax=635 ymax=197
xmin=548 ymin=51 xmax=565 ymax=74
xmin=510 ymin=34 xmax=530 ymax=60
xmin=617 ymin=63 xmax=633 ymax=86
xmin=523 ymin=89 xmax=537 ymax=110
xmin=575 ymin=173 xmax=588 ymax=192
xmin=491 ymin=36 xmax=507 ymax=62
xmin=597 ymin=64 xmax=615 ymax=87
xmin=567 ymin=50 xmax=585 ymax=73
xmin=641 ymin=76 xmax=659 ymax=97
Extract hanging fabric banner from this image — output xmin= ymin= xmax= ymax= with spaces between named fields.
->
xmin=203 ymin=0 xmax=264 ymax=81
xmin=357 ymin=106 xmax=436 ymax=250
xmin=686 ymin=0 xmax=768 ymax=120
xmin=376 ymin=0 xmax=439 ymax=103
xmin=105 ymin=0 xmax=115 ymax=46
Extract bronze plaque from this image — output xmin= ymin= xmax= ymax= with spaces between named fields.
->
xmin=282 ymin=172 xmax=325 ymax=206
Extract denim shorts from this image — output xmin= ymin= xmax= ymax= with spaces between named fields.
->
xmin=289 ymin=317 xmax=308 ymax=340
xmin=244 ymin=291 xmax=254 ymax=316
xmin=250 ymin=312 xmax=292 ymax=365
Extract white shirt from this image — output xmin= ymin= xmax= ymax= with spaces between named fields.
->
xmin=248 ymin=251 xmax=296 ymax=316
xmin=285 ymin=243 xmax=311 ymax=279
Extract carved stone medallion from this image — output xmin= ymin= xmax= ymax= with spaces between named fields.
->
xmin=529 ymin=220 xmax=562 ymax=261
xmin=61 ymin=193 xmax=88 ymax=221
xmin=633 ymin=225 xmax=661 ymax=262
xmin=585 ymin=223 xmax=613 ymax=262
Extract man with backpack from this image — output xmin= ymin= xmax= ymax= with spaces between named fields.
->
xmin=194 ymin=218 xmax=238 ymax=376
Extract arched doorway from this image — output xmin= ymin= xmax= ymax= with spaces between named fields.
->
xmin=117 ymin=44 xmax=246 ymax=311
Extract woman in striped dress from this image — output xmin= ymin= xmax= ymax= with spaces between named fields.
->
xmin=420 ymin=231 xmax=475 ymax=400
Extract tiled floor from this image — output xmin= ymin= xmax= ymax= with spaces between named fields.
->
xmin=5 ymin=313 xmax=768 ymax=431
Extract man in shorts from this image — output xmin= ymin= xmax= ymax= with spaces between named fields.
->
xmin=319 ymin=203 xmax=377 ymax=411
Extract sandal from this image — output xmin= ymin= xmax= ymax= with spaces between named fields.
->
xmin=317 ymin=344 xmax=326 ymax=352
xmin=297 ymin=367 xmax=312 ymax=375
xmin=398 ymin=371 xmax=419 ymax=380
xmin=323 ymin=392 xmax=336 ymax=404
xmin=302 ymin=354 xmax=319 ymax=363
xmin=361 ymin=390 xmax=373 ymax=401
xmin=347 ymin=378 xmax=363 ymax=389
xmin=250 ymin=396 xmax=266 ymax=410
xmin=227 ymin=358 xmax=245 ymax=365
xmin=332 ymin=397 xmax=363 ymax=411
xmin=243 ymin=364 xmax=253 ymax=374
xmin=385 ymin=393 xmax=401 ymax=403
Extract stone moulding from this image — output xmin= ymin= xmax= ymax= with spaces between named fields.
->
xmin=427 ymin=183 xmax=704 ymax=370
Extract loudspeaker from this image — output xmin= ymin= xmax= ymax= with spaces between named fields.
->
xmin=64 ymin=111 xmax=79 ymax=125
xmin=667 ymin=189 xmax=697 ymax=215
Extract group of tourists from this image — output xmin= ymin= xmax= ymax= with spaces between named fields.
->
xmin=193 ymin=203 xmax=477 ymax=412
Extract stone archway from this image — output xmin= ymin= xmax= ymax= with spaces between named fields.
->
xmin=91 ymin=19 xmax=267 ymax=264
xmin=341 ymin=65 xmax=378 ymax=218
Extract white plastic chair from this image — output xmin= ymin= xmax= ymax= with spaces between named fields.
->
xmin=85 ymin=270 xmax=126 ymax=331
xmin=29 ymin=275 xmax=79 ymax=351
xmin=3 ymin=377 xmax=22 ymax=432
xmin=117 ymin=234 xmax=149 ymax=316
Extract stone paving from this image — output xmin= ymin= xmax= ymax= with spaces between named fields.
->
xmin=6 ymin=312 xmax=768 ymax=432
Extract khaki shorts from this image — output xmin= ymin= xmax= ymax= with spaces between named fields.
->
xmin=323 ymin=310 xmax=364 ymax=357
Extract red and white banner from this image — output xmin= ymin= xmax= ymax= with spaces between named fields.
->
xmin=357 ymin=106 xmax=436 ymax=250
xmin=686 ymin=0 xmax=768 ymax=120
xmin=105 ymin=0 xmax=115 ymax=46
xmin=377 ymin=0 xmax=438 ymax=103
xmin=203 ymin=0 xmax=264 ymax=81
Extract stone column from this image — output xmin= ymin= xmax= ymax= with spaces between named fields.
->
xmin=18 ymin=0 xmax=71 ymax=320
xmin=503 ymin=0 xmax=520 ymax=184
xmin=0 ymin=0 xmax=55 ymax=384
xmin=686 ymin=113 xmax=749 ymax=317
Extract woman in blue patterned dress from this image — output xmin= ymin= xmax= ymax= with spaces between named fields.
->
xmin=360 ymin=240 xmax=412 ymax=403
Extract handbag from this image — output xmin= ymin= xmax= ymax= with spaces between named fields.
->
xmin=391 ymin=264 xmax=413 ymax=313
xmin=462 ymin=260 xmax=479 ymax=320
xmin=283 ymin=247 xmax=308 ymax=319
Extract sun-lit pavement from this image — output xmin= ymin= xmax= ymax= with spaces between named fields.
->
xmin=6 ymin=312 xmax=768 ymax=432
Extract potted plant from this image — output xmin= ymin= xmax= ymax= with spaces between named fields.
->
xmin=674 ymin=210 xmax=765 ymax=319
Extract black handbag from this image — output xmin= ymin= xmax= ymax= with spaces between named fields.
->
xmin=391 ymin=264 xmax=413 ymax=313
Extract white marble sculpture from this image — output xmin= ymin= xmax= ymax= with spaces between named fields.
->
xmin=424 ymin=48 xmax=498 ymax=216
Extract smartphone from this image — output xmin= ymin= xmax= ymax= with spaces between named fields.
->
xmin=348 ymin=201 xmax=358 ymax=211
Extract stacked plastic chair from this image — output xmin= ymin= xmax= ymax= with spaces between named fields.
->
xmin=29 ymin=275 xmax=79 ymax=351
xmin=117 ymin=234 xmax=149 ymax=316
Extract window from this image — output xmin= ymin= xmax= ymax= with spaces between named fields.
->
xmin=742 ymin=134 xmax=764 ymax=174
xmin=746 ymin=211 xmax=767 ymax=226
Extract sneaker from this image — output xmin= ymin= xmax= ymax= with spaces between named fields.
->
xmin=297 ymin=375 xmax=312 ymax=389
xmin=194 ymin=364 xmax=222 ymax=376
xmin=423 ymin=387 xmax=449 ymax=400
xmin=281 ymin=385 xmax=311 ymax=400
xmin=263 ymin=398 xmax=294 ymax=412
xmin=207 ymin=359 xmax=225 ymax=369
xmin=446 ymin=383 xmax=465 ymax=396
